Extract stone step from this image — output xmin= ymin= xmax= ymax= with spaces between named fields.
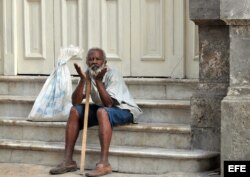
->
xmin=0 ymin=76 xmax=197 ymax=100
xmin=0 ymin=96 xmax=191 ymax=124
xmin=0 ymin=119 xmax=191 ymax=149
xmin=0 ymin=139 xmax=219 ymax=174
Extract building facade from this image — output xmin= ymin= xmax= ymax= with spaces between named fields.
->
xmin=0 ymin=0 xmax=198 ymax=78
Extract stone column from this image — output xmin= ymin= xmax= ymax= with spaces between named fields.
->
xmin=189 ymin=0 xmax=230 ymax=153
xmin=221 ymin=0 xmax=250 ymax=175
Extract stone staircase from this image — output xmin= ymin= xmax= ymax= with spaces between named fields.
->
xmin=0 ymin=76 xmax=219 ymax=174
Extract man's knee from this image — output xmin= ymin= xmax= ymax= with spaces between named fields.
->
xmin=69 ymin=106 xmax=80 ymax=120
xmin=97 ymin=108 xmax=108 ymax=119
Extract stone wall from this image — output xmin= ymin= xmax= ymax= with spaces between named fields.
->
xmin=190 ymin=0 xmax=250 ymax=175
xmin=221 ymin=0 xmax=250 ymax=174
xmin=189 ymin=0 xmax=229 ymax=152
xmin=191 ymin=25 xmax=229 ymax=151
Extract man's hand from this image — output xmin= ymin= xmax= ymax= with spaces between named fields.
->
xmin=94 ymin=67 xmax=107 ymax=81
xmin=74 ymin=63 xmax=87 ymax=80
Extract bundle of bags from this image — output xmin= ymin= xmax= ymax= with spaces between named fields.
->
xmin=28 ymin=46 xmax=82 ymax=121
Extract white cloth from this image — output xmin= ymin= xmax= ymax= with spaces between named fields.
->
xmin=85 ymin=66 xmax=142 ymax=122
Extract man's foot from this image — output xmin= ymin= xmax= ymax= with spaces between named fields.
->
xmin=49 ymin=161 xmax=77 ymax=175
xmin=85 ymin=163 xmax=112 ymax=177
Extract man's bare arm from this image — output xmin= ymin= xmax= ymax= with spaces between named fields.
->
xmin=72 ymin=63 xmax=87 ymax=105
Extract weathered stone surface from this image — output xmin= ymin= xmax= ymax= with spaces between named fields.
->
xmin=191 ymin=94 xmax=224 ymax=152
xmin=199 ymin=26 xmax=230 ymax=83
xmin=191 ymin=127 xmax=220 ymax=152
xmin=196 ymin=83 xmax=228 ymax=96
xmin=189 ymin=0 xmax=220 ymax=20
xmin=189 ymin=0 xmax=224 ymax=25
xmin=191 ymin=95 xmax=224 ymax=128
xmin=221 ymin=98 xmax=250 ymax=160
xmin=220 ymin=24 xmax=250 ymax=175
xmin=0 ymin=139 xmax=220 ymax=174
xmin=221 ymin=0 xmax=250 ymax=19
xmin=229 ymin=26 xmax=250 ymax=88
xmin=190 ymin=0 xmax=250 ymax=174
xmin=190 ymin=24 xmax=229 ymax=152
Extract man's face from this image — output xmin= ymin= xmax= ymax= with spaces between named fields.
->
xmin=86 ymin=50 xmax=106 ymax=76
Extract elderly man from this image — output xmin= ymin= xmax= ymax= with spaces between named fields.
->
xmin=50 ymin=48 xmax=142 ymax=177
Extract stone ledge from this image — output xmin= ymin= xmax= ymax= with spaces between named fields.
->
xmin=0 ymin=95 xmax=190 ymax=109
xmin=0 ymin=75 xmax=198 ymax=85
xmin=0 ymin=139 xmax=219 ymax=160
xmin=0 ymin=119 xmax=191 ymax=134
xmin=135 ymin=99 xmax=190 ymax=108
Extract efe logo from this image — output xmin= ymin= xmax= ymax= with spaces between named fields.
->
xmin=224 ymin=161 xmax=250 ymax=177
xmin=228 ymin=165 xmax=246 ymax=172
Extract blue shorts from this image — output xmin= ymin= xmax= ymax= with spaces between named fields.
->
xmin=74 ymin=104 xmax=133 ymax=129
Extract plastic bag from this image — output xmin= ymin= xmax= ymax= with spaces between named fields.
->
xmin=28 ymin=46 xmax=83 ymax=121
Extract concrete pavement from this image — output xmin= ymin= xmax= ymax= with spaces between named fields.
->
xmin=0 ymin=163 xmax=220 ymax=177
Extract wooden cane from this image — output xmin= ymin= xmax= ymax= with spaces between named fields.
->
xmin=80 ymin=76 xmax=91 ymax=174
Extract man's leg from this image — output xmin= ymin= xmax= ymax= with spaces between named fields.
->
xmin=97 ymin=108 xmax=112 ymax=165
xmin=85 ymin=108 xmax=112 ymax=177
xmin=64 ymin=107 xmax=81 ymax=163
xmin=49 ymin=107 xmax=80 ymax=174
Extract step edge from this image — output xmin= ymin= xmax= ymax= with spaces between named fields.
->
xmin=0 ymin=96 xmax=190 ymax=107
xmin=0 ymin=76 xmax=198 ymax=84
xmin=0 ymin=139 xmax=219 ymax=160
xmin=0 ymin=119 xmax=191 ymax=133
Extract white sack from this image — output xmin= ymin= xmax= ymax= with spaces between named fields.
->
xmin=28 ymin=46 xmax=82 ymax=121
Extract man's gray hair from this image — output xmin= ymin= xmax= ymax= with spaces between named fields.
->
xmin=87 ymin=47 xmax=106 ymax=61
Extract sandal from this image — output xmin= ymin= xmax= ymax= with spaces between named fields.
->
xmin=49 ymin=161 xmax=77 ymax=175
xmin=85 ymin=163 xmax=112 ymax=177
